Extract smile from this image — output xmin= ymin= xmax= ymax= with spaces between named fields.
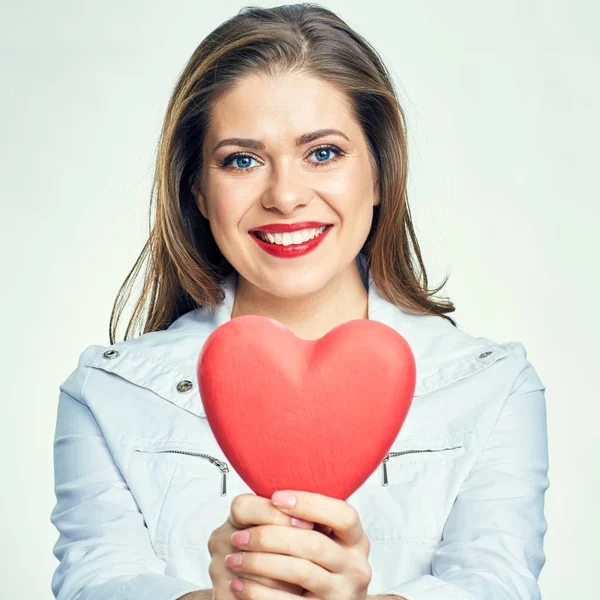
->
xmin=254 ymin=226 xmax=327 ymax=245
xmin=249 ymin=225 xmax=333 ymax=258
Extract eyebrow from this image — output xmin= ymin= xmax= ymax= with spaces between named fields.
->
xmin=212 ymin=128 xmax=351 ymax=153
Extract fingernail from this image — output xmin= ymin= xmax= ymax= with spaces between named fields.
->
xmin=291 ymin=517 xmax=313 ymax=529
xmin=272 ymin=491 xmax=297 ymax=508
xmin=226 ymin=552 xmax=244 ymax=567
xmin=231 ymin=578 xmax=245 ymax=592
xmin=231 ymin=530 xmax=250 ymax=546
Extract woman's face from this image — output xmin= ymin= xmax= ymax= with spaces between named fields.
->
xmin=194 ymin=70 xmax=379 ymax=300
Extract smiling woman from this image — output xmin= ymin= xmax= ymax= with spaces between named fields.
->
xmin=105 ymin=3 xmax=457 ymax=345
xmin=191 ymin=70 xmax=382 ymax=331
xmin=50 ymin=4 xmax=549 ymax=600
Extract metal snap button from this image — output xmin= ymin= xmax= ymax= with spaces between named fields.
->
xmin=176 ymin=380 xmax=193 ymax=393
xmin=478 ymin=351 xmax=492 ymax=359
xmin=103 ymin=349 xmax=119 ymax=359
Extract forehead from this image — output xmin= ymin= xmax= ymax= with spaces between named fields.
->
xmin=206 ymin=71 xmax=357 ymax=142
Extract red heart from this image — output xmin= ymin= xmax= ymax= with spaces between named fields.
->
xmin=197 ymin=315 xmax=416 ymax=500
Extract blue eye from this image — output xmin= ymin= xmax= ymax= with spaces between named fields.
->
xmin=220 ymin=144 xmax=345 ymax=172
xmin=313 ymin=147 xmax=335 ymax=162
xmin=231 ymin=156 xmax=257 ymax=170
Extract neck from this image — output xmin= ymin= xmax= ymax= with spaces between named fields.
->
xmin=230 ymin=261 xmax=368 ymax=340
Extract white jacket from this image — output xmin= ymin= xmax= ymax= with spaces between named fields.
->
xmin=50 ymin=268 xmax=549 ymax=600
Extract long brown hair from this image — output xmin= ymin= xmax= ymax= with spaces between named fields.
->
xmin=109 ymin=3 xmax=456 ymax=345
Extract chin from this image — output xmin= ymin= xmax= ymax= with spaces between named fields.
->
xmin=250 ymin=267 xmax=332 ymax=300
xmin=270 ymin=274 xmax=329 ymax=299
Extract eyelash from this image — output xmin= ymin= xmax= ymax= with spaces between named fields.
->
xmin=219 ymin=144 xmax=346 ymax=172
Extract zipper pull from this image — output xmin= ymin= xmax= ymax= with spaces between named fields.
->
xmin=382 ymin=455 xmax=389 ymax=486
xmin=209 ymin=458 xmax=229 ymax=496
xmin=220 ymin=470 xmax=227 ymax=496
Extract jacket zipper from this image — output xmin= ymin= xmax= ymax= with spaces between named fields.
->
xmin=381 ymin=446 xmax=463 ymax=486
xmin=137 ymin=445 xmax=463 ymax=494
xmin=135 ymin=449 xmax=230 ymax=497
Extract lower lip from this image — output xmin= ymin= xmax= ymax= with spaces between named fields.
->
xmin=250 ymin=226 xmax=333 ymax=258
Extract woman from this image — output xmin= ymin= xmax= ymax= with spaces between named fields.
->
xmin=50 ymin=4 xmax=549 ymax=600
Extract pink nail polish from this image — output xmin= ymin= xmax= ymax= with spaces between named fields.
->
xmin=226 ymin=552 xmax=244 ymax=567
xmin=272 ymin=490 xmax=297 ymax=508
xmin=231 ymin=530 xmax=250 ymax=546
xmin=231 ymin=578 xmax=245 ymax=592
xmin=291 ymin=517 xmax=313 ymax=529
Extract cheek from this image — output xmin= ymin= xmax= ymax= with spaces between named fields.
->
xmin=209 ymin=201 xmax=241 ymax=235
xmin=338 ymin=194 xmax=375 ymax=230
xmin=334 ymin=167 xmax=376 ymax=218
xmin=202 ymin=178 xmax=246 ymax=228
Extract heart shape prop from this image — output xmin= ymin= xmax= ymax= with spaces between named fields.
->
xmin=197 ymin=315 xmax=416 ymax=500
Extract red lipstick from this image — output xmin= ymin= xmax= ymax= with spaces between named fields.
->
xmin=249 ymin=224 xmax=333 ymax=259
xmin=249 ymin=221 xmax=330 ymax=234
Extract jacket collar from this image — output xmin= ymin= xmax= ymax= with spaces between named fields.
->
xmin=88 ymin=266 xmax=508 ymax=419
xmin=206 ymin=268 xmax=472 ymax=366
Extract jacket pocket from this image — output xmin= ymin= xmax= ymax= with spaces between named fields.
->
xmin=133 ymin=445 xmax=231 ymax=497
xmin=378 ymin=432 xmax=466 ymax=485
xmin=129 ymin=438 xmax=251 ymax=551
xmin=355 ymin=431 xmax=471 ymax=544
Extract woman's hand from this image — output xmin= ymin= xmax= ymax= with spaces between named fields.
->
xmin=208 ymin=492 xmax=316 ymax=600
xmin=226 ymin=490 xmax=372 ymax=600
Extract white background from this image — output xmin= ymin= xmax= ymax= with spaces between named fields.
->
xmin=1 ymin=0 xmax=598 ymax=597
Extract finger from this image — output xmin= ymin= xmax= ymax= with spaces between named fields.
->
xmin=227 ymin=551 xmax=331 ymax=598
xmin=237 ymin=572 xmax=305 ymax=596
xmin=230 ymin=524 xmax=346 ymax=573
xmin=271 ymin=490 xmax=364 ymax=547
xmin=230 ymin=576 xmax=305 ymax=600
xmin=228 ymin=493 xmax=314 ymax=531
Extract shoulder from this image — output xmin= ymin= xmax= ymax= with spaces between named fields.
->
xmin=59 ymin=344 xmax=106 ymax=402
xmin=391 ymin=308 xmax=544 ymax=400
xmin=59 ymin=306 xmax=219 ymax=405
xmin=504 ymin=341 xmax=546 ymax=396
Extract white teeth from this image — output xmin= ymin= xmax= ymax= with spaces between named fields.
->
xmin=256 ymin=226 xmax=328 ymax=245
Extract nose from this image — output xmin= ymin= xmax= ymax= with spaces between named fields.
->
xmin=260 ymin=167 xmax=312 ymax=215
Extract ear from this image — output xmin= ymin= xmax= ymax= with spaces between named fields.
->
xmin=192 ymin=183 xmax=209 ymax=220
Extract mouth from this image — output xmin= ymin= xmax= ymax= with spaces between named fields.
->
xmin=249 ymin=224 xmax=334 ymax=258
xmin=250 ymin=224 xmax=332 ymax=246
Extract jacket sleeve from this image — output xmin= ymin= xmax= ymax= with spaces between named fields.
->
xmin=50 ymin=346 xmax=205 ymax=600
xmin=384 ymin=342 xmax=550 ymax=600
